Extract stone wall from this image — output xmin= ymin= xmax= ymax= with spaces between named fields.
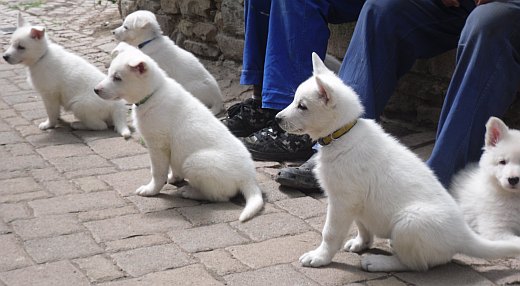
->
xmin=118 ymin=0 xmax=519 ymax=128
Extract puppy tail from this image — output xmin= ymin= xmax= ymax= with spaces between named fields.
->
xmin=112 ymin=102 xmax=131 ymax=139
xmin=461 ymin=227 xmax=520 ymax=259
xmin=239 ymin=181 xmax=264 ymax=222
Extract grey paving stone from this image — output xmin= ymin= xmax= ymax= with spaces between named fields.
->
xmin=0 ymin=260 xmax=90 ymax=286
xmin=5 ymin=143 xmax=35 ymax=156
xmin=100 ymin=169 xmax=150 ymax=197
xmin=471 ymin=263 xmax=520 ymax=285
xmin=399 ymin=131 xmax=436 ymax=148
xmin=24 ymin=232 xmax=103 ymax=263
xmin=274 ymin=196 xmax=327 ymax=219
xmin=0 ymin=155 xmax=47 ymax=172
xmin=127 ymin=192 xmax=200 ymax=213
xmin=64 ymin=166 xmax=118 ymax=179
xmin=169 ymin=223 xmax=249 ymax=253
xmin=84 ymin=211 xmax=191 ymax=242
xmin=256 ymin=172 xmax=305 ymax=202
xmin=72 ymin=129 xmax=121 ymax=143
xmin=194 ymin=249 xmax=249 ymax=276
xmin=99 ymin=264 xmax=223 ymax=286
xmin=36 ymin=143 xmax=94 ymax=159
xmin=26 ymin=131 xmax=82 ymax=147
xmin=0 ymin=203 xmax=31 ymax=222
xmin=48 ymin=154 xmax=112 ymax=172
xmin=412 ymin=143 xmax=435 ymax=161
xmin=395 ymin=263 xmax=495 ymax=286
xmin=0 ymin=177 xmax=42 ymax=195
xmin=87 ymin=137 xmax=147 ymax=159
xmin=29 ymin=167 xmax=63 ymax=182
xmin=224 ymin=264 xmax=319 ymax=286
xmin=73 ymin=255 xmax=125 ymax=283
xmin=77 ymin=206 xmax=138 ymax=222
xmin=14 ymin=124 xmax=41 ymax=137
xmin=29 ymin=191 xmax=127 ymax=216
xmin=110 ymin=154 xmax=151 ymax=170
xmin=230 ymin=212 xmax=312 ymax=241
xmin=0 ymin=131 xmax=24 ymax=145
xmin=0 ymin=234 xmax=32 ymax=272
xmin=177 ymin=202 xmax=245 ymax=226
xmin=226 ymin=232 xmax=321 ymax=269
xmin=42 ymin=179 xmax=82 ymax=195
xmin=73 ymin=176 xmax=110 ymax=192
xmin=306 ymin=216 xmax=325 ymax=232
xmin=11 ymin=214 xmax=84 ymax=240
xmin=0 ymin=220 xmax=10 ymax=234
xmin=0 ymin=190 xmax=51 ymax=203
xmin=111 ymin=244 xmax=192 ymax=277
xmin=105 ymin=234 xmax=171 ymax=253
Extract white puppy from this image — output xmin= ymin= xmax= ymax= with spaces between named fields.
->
xmin=452 ymin=117 xmax=520 ymax=243
xmin=2 ymin=13 xmax=130 ymax=138
xmin=95 ymin=43 xmax=263 ymax=222
xmin=112 ymin=10 xmax=224 ymax=115
xmin=275 ymin=52 xmax=520 ymax=272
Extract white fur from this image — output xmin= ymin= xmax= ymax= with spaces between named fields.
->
xmin=2 ymin=13 xmax=130 ymax=138
xmin=96 ymin=43 xmax=263 ymax=222
xmin=276 ymin=52 xmax=520 ymax=272
xmin=112 ymin=10 xmax=224 ymax=115
xmin=451 ymin=117 xmax=520 ymax=243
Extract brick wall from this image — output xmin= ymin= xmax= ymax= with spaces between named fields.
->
xmin=118 ymin=0 xmax=519 ymax=128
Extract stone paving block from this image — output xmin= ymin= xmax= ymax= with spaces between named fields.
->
xmin=29 ymin=191 xmax=127 ymax=216
xmin=0 ymin=234 xmax=32 ymax=272
xmin=48 ymin=154 xmax=112 ymax=172
xmin=20 ymin=109 xmax=47 ymax=121
xmin=177 ymin=202 xmax=244 ymax=226
xmin=127 ymin=192 xmax=200 ymax=213
xmin=5 ymin=143 xmax=35 ymax=156
xmin=0 ymin=190 xmax=51 ymax=203
xmin=14 ymin=124 xmax=43 ymax=137
xmin=256 ymin=172 xmax=305 ymax=202
xmin=0 ymin=131 xmax=24 ymax=145
xmin=111 ymin=244 xmax=193 ymax=277
xmin=169 ymin=223 xmax=249 ymax=253
xmin=29 ymin=167 xmax=63 ymax=182
xmin=88 ymin=137 xmax=147 ymax=159
xmin=224 ymin=264 xmax=319 ymax=286
xmin=24 ymin=232 xmax=103 ymax=263
xmin=99 ymin=264 xmax=223 ymax=286
xmin=471 ymin=263 xmax=520 ymax=285
xmin=77 ymin=205 xmax=138 ymax=222
xmin=227 ymin=232 xmax=321 ymax=269
xmin=395 ymin=263 xmax=494 ymax=286
xmin=294 ymin=252 xmax=384 ymax=286
xmin=26 ymin=131 xmax=82 ymax=147
xmin=194 ymin=249 xmax=249 ymax=276
xmin=0 ymin=155 xmax=47 ymax=172
xmin=73 ymin=254 xmax=125 ymax=283
xmin=111 ymin=154 xmax=151 ymax=170
xmin=73 ymin=176 xmax=110 ymax=192
xmin=306 ymin=216 xmax=325 ymax=232
xmin=399 ymin=131 xmax=436 ymax=148
xmin=230 ymin=212 xmax=312 ymax=241
xmin=72 ymin=129 xmax=121 ymax=143
xmin=274 ymin=196 xmax=327 ymax=219
xmin=100 ymin=169 xmax=150 ymax=197
xmin=105 ymin=234 xmax=171 ymax=253
xmin=42 ymin=179 xmax=82 ymax=195
xmin=0 ymin=220 xmax=10 ymax=234
xmin=0 ymin=177 xmax=42 ymax=195
xmin=64 ymin=166 xmax=118 ymax=179
xmin=36 ymin=143 xmax=94 ymax=159
xmin=366 ymin=277 xmax=408 ymax=286
xmin=413 ymin=143 xmax=435 ymax=161
xmin=0 ymin=260 xmax=90 ymax=286
xmin=0 ymin=203 xmax=30 ymax=222
xmin=11 ymin=214 xmax=84 ymax=240
xmin=84 ymin=211 xmax=191 ymax=242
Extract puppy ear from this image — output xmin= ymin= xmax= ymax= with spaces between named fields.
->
xmin=312 ymin=52 xmax=329 ymax=75
xmin=30 ymin=27 xmax=45 ymax=40
xmin=315 ymin=75 xmax=332 ymax=105
xmin=110 ymin=48 xmax=120 ymax=59
xmin=17 ymin=12 xmax=28 ymax=27
xmin=485 ymin=117 xmax=509 ymax=147
xmin=128 ymin=59 xmax=147 ymax=74
xmin=134 ymin=16 xmax=151 ymax=29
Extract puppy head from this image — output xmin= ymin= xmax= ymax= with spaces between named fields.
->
xmin=112 ymin=10 xmax=162 ymax=46
xmin=276 ymin=52 xmax=364 ymax=140
xmin=480 ymin=117 xmax=520 ymax=192
xmin=95 ymin=43 xmax=162 ymax=104
xmin=3 ymin=13 xmax=48 ymax=66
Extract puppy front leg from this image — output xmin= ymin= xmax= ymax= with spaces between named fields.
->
xmin=39 ymin=95 xmax=60 ymax=130
xmin=136 ymin=147 xmax=169 ymax=196
xmin=300 ymin=201 xmax=354 ymax=267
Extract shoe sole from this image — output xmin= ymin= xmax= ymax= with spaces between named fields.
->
xmin=248 ymin=149 xmax=315 ymax=162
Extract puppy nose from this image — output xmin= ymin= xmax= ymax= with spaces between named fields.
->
xmin=2 ymin=54 xmax=9 ymax=61
xmin=112 ymin=30 xmax=115 ymax=35
xmin=94 ymin=87 xmax=101 ymax=95
xmin=275 ymin=115 xmax=282 ymax=124
xmin=508 ymin=177 xmax=519 ymax=186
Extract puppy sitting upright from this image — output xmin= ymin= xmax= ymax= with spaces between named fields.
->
xmin=2 ymin=13 xmax=130 ymax=138
xmin=452 ymin=117 xmax=520 ymax=243
xmin=113 ymin=10 xmax=224 ymax=115
xmin=95 ymin=43 xmax=263 ymax=222
xmin=276 ymin=53 xmax=520 ymax=272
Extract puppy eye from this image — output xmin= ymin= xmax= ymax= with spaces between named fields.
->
xmin=297 ymin=103 xmax=307 ymax=110
xmin=113 ymin=75 xmax=122 ymax=82
xmin=499 ymin=159 xmax=507 ymax=165
xmin=17 ymin=45 xmax=25 ymax=50
xmin=123 ymin=26 xmax=128 ymax=30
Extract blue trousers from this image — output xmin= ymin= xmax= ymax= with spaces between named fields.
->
xmin=342 ymin=0 xmax=520 ymax=186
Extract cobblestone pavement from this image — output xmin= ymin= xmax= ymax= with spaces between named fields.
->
xmin=0 ymin=1 xmax=519 ymax=285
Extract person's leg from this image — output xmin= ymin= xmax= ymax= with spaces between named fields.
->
xmin=427 ymin=1 xmax=520 ymax=187
xmin=243 ymin=0 xmax=364 ymax=161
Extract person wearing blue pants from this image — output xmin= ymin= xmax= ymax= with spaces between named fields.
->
xmin=277 ymin=0 xmax=520 ymax=189
xmin=222 ymin=0 xmax=365 ymax=161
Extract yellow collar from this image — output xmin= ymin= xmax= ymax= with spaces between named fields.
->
xmin=318 ymin=120 xmax=357 ymax=146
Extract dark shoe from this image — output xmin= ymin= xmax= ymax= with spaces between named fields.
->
xmin=222 ymin=98 xmax=277 ymax=137
xmin=276 ymin=154 xmax=320 ymax=190
xmin=242 ymin=121 xmax=315 ymax=161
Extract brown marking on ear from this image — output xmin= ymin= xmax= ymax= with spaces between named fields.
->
xmin=30 ymin=28 xmax=45 ymax=40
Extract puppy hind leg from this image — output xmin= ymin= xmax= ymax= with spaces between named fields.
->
xmin=344 ymin=221 xmax=373 ymax=252
xmin=361 ymin=254 xmax=410 ymax=272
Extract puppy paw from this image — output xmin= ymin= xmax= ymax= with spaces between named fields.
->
xmin=121 ymin=129 xmax=131 ymax=139
xmin=70 ymin=121 xmax=85 ymax=130
xmin=344 ymin=237 xmax=370 ymax=252
xmin=361 ymin=255 xmax=407 ymax=272
xmin=39 ymin=120 xmax=56 ymax=130
xmin=136 ymin=183 xmax=161 ymax=196
xmin=299 ymin=249 xmax=332 ymax=267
